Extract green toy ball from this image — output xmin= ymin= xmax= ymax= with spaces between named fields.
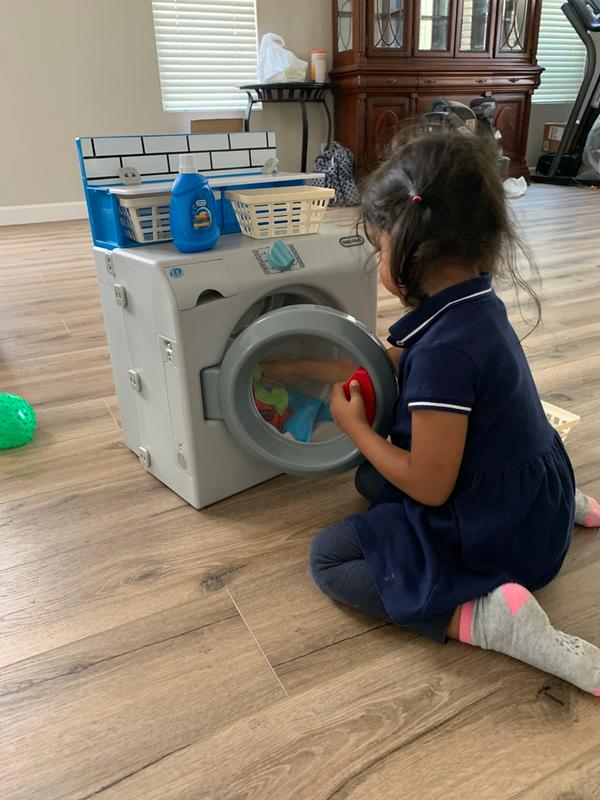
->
xmin=0 ymin=393 xmax=36 ymax=449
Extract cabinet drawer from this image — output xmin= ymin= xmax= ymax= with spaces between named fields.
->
xmin=492 ymin=75 xmax=538 ymax=89
xmin=417 ymin=75 xmax=493 ymax=90
xmin=360 ymin=74 xmax=418 ymax=90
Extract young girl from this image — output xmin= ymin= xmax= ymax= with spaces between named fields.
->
xmin=310 ymin=129 xmax=600 ymax=694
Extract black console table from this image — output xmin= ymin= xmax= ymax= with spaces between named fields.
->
xmin=240 ymin=82 xmax=332 ymax=172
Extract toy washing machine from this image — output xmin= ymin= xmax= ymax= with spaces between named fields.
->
xmin=93 ymin=227 xmax=398 ymax=508
xmin=79 ymin=131 xmax=397 ymax=508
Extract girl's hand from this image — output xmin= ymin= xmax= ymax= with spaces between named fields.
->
xmin=260 ymin=357 xmax=302 ymax=382
xmin=329 ymin=381 xmax=369 ymax=437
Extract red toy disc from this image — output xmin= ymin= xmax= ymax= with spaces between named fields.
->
xmin=343 ymin=367 xmax=376 ymax=425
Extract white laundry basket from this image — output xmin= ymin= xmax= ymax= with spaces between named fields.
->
xmin=541 ymin=401 xmax=581 ymax=442
xmin=118 ymin=193 xmax=172 ymax=243
xmin=226 ymin=185 xmax=335 ymax=239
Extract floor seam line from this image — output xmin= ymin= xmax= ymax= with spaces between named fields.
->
xmin=226 ymin=587 xmax=289 ymax=698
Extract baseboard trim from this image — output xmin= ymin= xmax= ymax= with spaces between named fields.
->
xmin=0 ymin=201 xmax=88 ymax=226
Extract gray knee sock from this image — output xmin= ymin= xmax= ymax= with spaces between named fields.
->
xmin=575 ymin=489 xmax=600 ymax=527
xmin=460 ymin=584 xmax=600 ymax=695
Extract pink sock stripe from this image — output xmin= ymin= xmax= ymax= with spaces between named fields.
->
xmin=583 ymin=498 xmax=600 ymax=527
xmin=593 ymin=685 xmax=600 ymax=697
xmin=502 ymin=583 xmax=531 ymax=616
xmin=459 ymin=601 xmax=475 ymax=644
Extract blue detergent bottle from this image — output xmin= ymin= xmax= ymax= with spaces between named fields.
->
xmin=170 ymin=153 xmax=220 ymax=253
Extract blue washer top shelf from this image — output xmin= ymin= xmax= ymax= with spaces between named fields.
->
xmin=76 ymin=131 xmax=321 ymax=250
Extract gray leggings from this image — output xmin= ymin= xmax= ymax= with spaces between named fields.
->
xmin=309 ymin=462 xmax=455 ymax=643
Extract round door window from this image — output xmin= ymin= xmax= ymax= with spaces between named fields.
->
xmin=253 ymin=334 xmax=358 ymax=445
xmin=217 ymin=305 xmax=398 ymax=476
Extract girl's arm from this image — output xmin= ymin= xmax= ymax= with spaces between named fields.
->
xmin=261 ymin=346 xmax=403 ymax=386
xmin=330 ymin=381 xmax=467 ymax=507
xmin=261 ymin=356 xmax=356 ymax=385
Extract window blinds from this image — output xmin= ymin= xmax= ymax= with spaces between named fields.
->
xmin=151 ymin=0 xmax=259 ymax=112
xmin=535 ymin=0 xmax=587 ymax=103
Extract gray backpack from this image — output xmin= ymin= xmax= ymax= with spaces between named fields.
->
xmin=313 ymin=142 xmax=360 ymax=207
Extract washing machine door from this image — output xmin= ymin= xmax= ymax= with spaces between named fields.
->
xmin=206 ymin=305 xmax=398 ymax=476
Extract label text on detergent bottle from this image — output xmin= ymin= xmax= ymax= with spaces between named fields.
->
xmin=192 ymin=198 xmax=212 ymax=230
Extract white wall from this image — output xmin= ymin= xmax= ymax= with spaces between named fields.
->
xmin=255 ymin=0 xmax=332 ymax=171
xmin=3 ymin=0 xmax=566 ymax=211
xmin=0 ymin=0 xmax=331 ymax=214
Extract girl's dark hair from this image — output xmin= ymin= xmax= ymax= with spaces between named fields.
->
xmin=361 ymin=126 xmax=540 ymax=327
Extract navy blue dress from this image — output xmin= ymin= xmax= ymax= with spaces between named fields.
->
xmin=350 ymin=275 xmax=575 ymax=626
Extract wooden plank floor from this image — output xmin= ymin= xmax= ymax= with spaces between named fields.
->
xmin=0 ymin=185 xmax=599 ymax=799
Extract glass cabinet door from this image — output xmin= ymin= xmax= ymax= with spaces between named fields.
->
xmin=417 ymin=0 xmax=451 ymax=51
xmin=372 ymin=0 xmax=408 ymax=51
xmin=498 ymin=0 xmax=529 ymax=52
xmin=337 ymin=0 xmax=354 ymax=52
xmin=459 ymin=0 xmax=490 ymax=51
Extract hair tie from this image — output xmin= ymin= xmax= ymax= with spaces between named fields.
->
xmin=410 ymin=194 xmax=423 ymax=204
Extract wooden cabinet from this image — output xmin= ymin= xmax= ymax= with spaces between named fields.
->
xmin=366 ymin=95 xmax=412 ymax=164
xmin=492 ymin=93 xmax=528 ymax=160
xmin=331 ymin=0 xmax=543 ymax=177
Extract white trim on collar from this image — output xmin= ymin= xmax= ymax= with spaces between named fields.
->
xmin=395 ymin=287 xmax=494 ymax=346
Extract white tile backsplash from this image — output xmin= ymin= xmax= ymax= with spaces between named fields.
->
xmin=229 ymin=132 xmax=268 ymax=150
xmin=169 ymin=152 xmax=211 ymax=172
xmin=137 ymin=174 xmax=178 ymax=183
xmin=121 ymin=154 xmax=169 ymax=174
xmin=143 ymin=135 xmax=189 ymax=154
xmin=250 ymin=148 xmax=277 ymax=167
xmin=84 ymin=157 xmax=121 ymax=178
xmin=126 ymin=174 xmax=178 ymax=185
xmin=94 ymin=137 xmax=143 ymax=156
xmin=211 ymin=150 xmax=250 ymax=170
xmin=188 ymin=133 xmax=230 ymax=151
xmin=79 ymin=138 xmax=93 ymax=157
xmin=81 ymin=130 xmax=278 ymax=186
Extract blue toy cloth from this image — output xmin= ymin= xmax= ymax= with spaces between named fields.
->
xmin=283 ymin=389 xmax=333 ymax=443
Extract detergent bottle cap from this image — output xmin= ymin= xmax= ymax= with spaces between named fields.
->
xmin=178 ymin=153 xmax=198 ymax=173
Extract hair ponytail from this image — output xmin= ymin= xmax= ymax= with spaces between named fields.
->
xmin=360 ymin=125 xmax=540 ymax=328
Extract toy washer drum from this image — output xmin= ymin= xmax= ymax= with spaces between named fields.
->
xmin=226 ymin=185 xmax=335 ymax=239
xmin=541 ymin=400 xmax=581 ymax=442
xmin=118 ymin=193 xmax=172 ymax=243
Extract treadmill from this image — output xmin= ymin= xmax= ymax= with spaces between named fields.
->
xmin=534 ymin=0 xmax=600 ymax=185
